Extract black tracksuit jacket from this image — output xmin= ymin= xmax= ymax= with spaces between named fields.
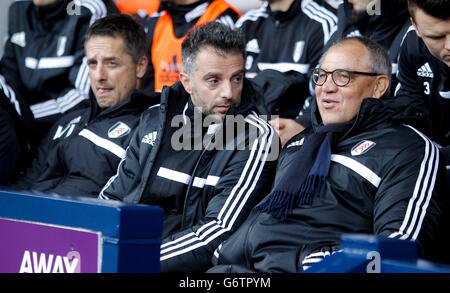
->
xmin=10 ymin=90 xmax=158 ymax=198
xmin=99 ymin=81 xmax=278 ymax=272
xmin=210 ymin=97 xmax=449 ymax=273
xmin=395 ymin=28 xmax=450 ymax=166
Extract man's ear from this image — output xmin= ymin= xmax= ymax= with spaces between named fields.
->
xmin=179 ymin=72 xmax=192 ymax=95
xmin=373 ymin=75 xmax=390 ymax=99
xmin=136 ymin=55 xmax=148 ymax=79
xmin=410 ymin=16 xmax=422 ymax=38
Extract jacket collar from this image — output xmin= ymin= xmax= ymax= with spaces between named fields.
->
xmin=31 ymin=0 xmax=72 ymax=31
xmin=267 ymin=0 xmax=301 ymax=23
xmin=87 ymin=89 xmax=158 ymax=121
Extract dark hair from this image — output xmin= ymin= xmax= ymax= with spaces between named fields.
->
xmin=321 ymin=36 xmax=392 ymax=96
xmin=181 ymin=21 xmax=246 ymax=75
xmin=407 ymin=0 xmax=450 ymax=20
xmin=85 ymin=14 xmax=148 ymax=64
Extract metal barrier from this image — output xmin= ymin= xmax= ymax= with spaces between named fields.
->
xmin=0 ymin=188 xmax=163 ymax=273
xmin=304 ymin=234 xmax=450 ymax=273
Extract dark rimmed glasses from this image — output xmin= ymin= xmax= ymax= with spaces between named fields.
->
xmin=311 ymin=68 xmax=382 ymax=87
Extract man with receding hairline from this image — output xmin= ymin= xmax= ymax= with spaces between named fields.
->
xmin=274 ymin=0 xmax=411 ymax=148
xmin=208 ymin=36 xmax=449 ymax=273
xmin=0 ymin=0 xmax=118 ymax=183
xmin=8 ymin=14 xmax=158 ymax=198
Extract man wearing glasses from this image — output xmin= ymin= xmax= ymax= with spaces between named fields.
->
xmin=208 ymin=36 xmax=449 ymax=273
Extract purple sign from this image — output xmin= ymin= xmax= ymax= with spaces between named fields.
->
xmin=0 ymin=218 xmax=101 ymax=273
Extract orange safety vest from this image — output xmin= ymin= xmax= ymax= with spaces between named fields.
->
xmin=116 ymin=0 xmax=160 ymax=15
xmin=151 ymin=0 xmax=241 ymax=92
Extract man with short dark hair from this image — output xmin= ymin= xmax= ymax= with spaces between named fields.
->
xmin=0 ymin=0 xmax=118 ymax=143
xmin=395 ymin=0 xmax=450 ymax=179
xmin=208 ymin=36 xmax=449 ymax=273
xmin=99 ymin=22 xmax=278 ymax=273
xmin=0 ymin=0 xmax=119 ymax=183
xmin=8 ymin=14 xmax=158 ymax=198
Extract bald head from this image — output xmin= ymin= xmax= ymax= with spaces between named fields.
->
xmin=314 ymin=37 xmax=391 ymax=125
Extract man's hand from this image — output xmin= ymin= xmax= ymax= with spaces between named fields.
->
xmin=269 ymin=118 xmax=305 ymax=147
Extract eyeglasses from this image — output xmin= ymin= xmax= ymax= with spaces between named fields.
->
xmin=311 ymin=68 xmax=382 ymax=87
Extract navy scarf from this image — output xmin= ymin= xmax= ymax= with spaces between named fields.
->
xmin=257 ymin=120 xmax=355 ymax=220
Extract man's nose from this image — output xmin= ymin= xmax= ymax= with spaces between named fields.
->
xmin=92 ymin=64 xmax=107 ymax=81
xmin=321 ymin=73 xmax=338 ymax=92
xmin=220 ymin=81 xmax=233 ymax=100
xmin=445 ymin=34 xmax=450 ymax=51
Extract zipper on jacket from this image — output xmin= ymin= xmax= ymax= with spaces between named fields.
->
xmin=339 ymin=101 xmax=369 ymax=142
xmin=181 ymin=136 xmax=214 ymax=229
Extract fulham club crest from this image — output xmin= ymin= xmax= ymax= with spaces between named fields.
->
xmin=108 ymin=122 xmax=131 ymax=138
xmin=351 ymin=140 xmax=376 ymax=156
